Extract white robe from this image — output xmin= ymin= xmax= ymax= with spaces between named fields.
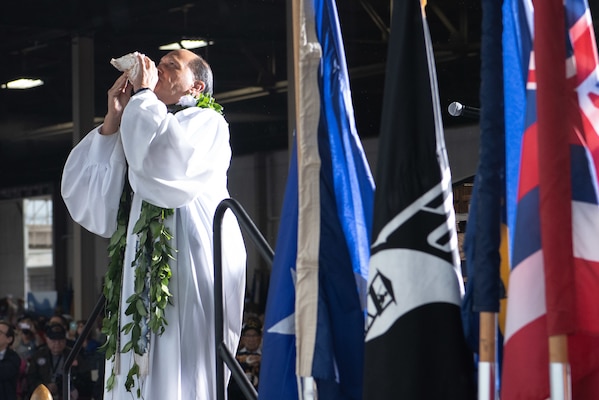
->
xmin=61 ymin=90 xmax=247 ymax=399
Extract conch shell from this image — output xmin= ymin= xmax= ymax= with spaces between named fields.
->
xmin=110 ymin=51 xmax=142 ymax=81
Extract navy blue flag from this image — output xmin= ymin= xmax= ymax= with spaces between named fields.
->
xmin=460 ymin=0 xmax=506 ymax=351
xmin=258 ymin=0 xmax=375 ymax=398
xmin=363 ymin=0 xmax=475 ymax=398
xmin=459 ymin=0 xmax=506 ymax=396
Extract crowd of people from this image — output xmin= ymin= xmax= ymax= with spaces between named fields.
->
xmin=0 ymin=303 xmax=105 ymax=400
xmin=0 ymin=295 xmax=265 ymax=400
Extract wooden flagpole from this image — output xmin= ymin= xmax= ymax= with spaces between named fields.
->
xmin=549 ymin=334 xmax=571 ymax=400
xmin=479 ymin=312 xmax=497 ymax=400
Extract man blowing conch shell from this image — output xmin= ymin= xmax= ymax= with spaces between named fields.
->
xmin=61 ymin=49 xmax=247 ymax=399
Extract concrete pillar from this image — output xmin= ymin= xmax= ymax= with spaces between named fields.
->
xmin=71 ymin=35 xmax=97 ymax=320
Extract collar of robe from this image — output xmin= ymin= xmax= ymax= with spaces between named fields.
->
xmin=168 ymin=92 xmax=223 ymax=115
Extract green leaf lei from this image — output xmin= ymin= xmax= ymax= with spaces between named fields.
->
xmin=195 ymin=92 xmax=224 ymax=114
xmin=100 ymin=92 xmax=223 ymax=397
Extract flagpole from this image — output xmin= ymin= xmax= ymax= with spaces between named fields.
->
xmin=478 ymin=312 xmax=496 ymax=400
xmin=549 ymin=335 xmax=572 ymax=400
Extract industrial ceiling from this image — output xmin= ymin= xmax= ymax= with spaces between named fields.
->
xmin=0 ymin=0 xmax=495 ymax=195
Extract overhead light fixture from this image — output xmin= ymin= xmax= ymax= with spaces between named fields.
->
xmin=1 ymin=78 xmax=44 ymax=90
xmin=159 ymin=39 xmax=214 ymax=51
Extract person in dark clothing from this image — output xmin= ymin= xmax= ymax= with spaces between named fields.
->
xmin=228 ymin=318 xmax=262 ymax=399
xmin=26 ymin=323 xmax=90 ymax=400
xmin=73 ymin=320 xmax=102 ymax=400
xmin=0 ymin=320 xmax=21 ymax=400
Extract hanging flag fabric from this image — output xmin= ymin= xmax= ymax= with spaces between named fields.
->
xmin=535 ymin=0 xmax=573 ymax=338
xmin=460 ymin=0 xmax=505 ymax=352
xmin=258 ymin=141 xmax=300 ymax=399
xmin=503 ymin=0 xmax=530 ymax=244
xmin=501 ymin=0 xmax=599 ymax=398
xmin=362 ymin=0 xmax=475 ymax=399
xmin=258 ymin=0 xmax=375 ymax=397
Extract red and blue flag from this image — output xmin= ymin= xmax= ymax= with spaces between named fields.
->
xmin=502 ymin=0 xmax=599 ymax=398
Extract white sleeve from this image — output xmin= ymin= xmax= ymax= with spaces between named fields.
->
xmin=120 ymin=90 xmax=232 ymax=209
xmin=61 ymin=127 xmax=127 ymax=238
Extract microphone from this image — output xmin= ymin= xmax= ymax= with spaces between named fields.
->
xmin=448 ymin=101 xmax=480 ymax=119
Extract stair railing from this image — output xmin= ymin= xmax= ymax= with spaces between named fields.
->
xmin=214 ymin=198 xmax=274 ymax=400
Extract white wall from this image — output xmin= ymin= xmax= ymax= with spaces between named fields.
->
xmin=228 ymin=150 xmax=291 ymax=306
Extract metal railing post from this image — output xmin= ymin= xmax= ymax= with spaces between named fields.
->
xmin=63 ymin=294 xmax=105 ymax=400
xmin=214 ymin=198 xmax=274 ymax=400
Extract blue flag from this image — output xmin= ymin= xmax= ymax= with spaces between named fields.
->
xmin=459 ymin=1 xmax=508 ymax=382
xmin=460 ymin=0 xmax=505 ymax=352
xmin=258 ymin=0 xmax=375 ymax=398
xmin=258 ymin=141 xmax=300 ymax=399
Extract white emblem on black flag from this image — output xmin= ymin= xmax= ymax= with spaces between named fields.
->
xmin=366 ymin=271 xmax=395 ymax=331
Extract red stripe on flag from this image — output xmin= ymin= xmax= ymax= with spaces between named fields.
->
xmin=574 ymin=257 xmax=599 ymax=333
xmin=535 ymin=0 xmax=576 ymax=335
xmin=502 ymin=316 xmax=550 ymax=399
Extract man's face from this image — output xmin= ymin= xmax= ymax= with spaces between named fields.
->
xmin=154 ymin=49 xmax=199 ymax=105
xmin=46 ymin=337 xmax=66 ymax=355
xmin=242 ymin=330 xmax=262 ymax=352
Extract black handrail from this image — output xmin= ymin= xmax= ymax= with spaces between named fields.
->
xmin=63 ymin=294 xmax=105 ymax=400
xmin=214 ymin=198 xmax=274 ymax=400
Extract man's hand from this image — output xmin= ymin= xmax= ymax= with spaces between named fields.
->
xmin=131 ymin=53 xmax=158 ymax=93
xmin=101 ymin=73 xmax=131 ymax=135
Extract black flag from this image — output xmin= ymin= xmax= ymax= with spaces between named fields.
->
xmin=362 ymin=0 xmax=476 ymax=398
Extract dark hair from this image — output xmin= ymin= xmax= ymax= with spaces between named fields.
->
xmin=0 ymin=320 xmax=15 ymax=345
xmin=242 ymin=317 xmax=262 ymax=336
xmin=189 ymin=55 xmax=214 ymax=96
